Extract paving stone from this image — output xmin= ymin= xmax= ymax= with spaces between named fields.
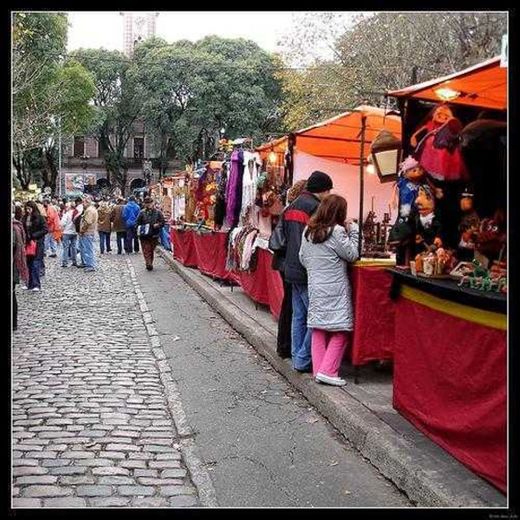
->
xmin=137 ymin=478 xmax=184 ymax=486
xmin=159 ymin=485 xmax=196 ymax=497
xmin=131 ymin=496 xmax=169 ymax=507
xmin=149 ymin=461 xmax=185 ymax=470
xmin=155 ymin=453 xmax=182 ymax=461
xmin=41 ymin=459 xmax=72 ymax=467
xmin=48 ymin=466 xmax=87 ymax=475
xmin=23 ymin=485 xmax=74 ymax=498
xmin=13 ymin=467 xmax=49 ymax=477
xmin=75 ymin=459 xmax=115 ymax=467
xmin=76 ymin=485 xmax=113 ymax=497
xmin=168 ymin=495 xmax=199 ymax=507
xmin=106 ymin=443 xmax=140 ymax=452
xmin=98 ymin=476 xmax=135 ymax=485
xmin=91 ymin=466 xmax=131 ymax=476
xmin=43 ymin=497 xmax=87 ymax=507
xmin=89 ymin=497 xmax=131 ymax=507
xmin=59 ymin=476 xmax=96 ymax=485
xmin=120 ymin=460 xmax=147 ymax=469
xmin=13 ymin=498 xmax=42 ymax=507
xmin=117 ymin=485 xmax=155 ymax=496
xmin=15 ymin=475 xmax=58 ymax=485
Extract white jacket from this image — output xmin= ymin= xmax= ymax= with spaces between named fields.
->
xmin=60 ymin=209 xmax=77 ymax=235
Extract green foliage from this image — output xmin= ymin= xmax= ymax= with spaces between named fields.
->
xmin=278 ymin=12 xmax=507 ymax=129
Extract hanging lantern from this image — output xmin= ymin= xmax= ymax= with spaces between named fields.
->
xmin=268 ymin=150 xmax=277 ymax=164
xmin=370 ymin=130 xmax=402 ymax=183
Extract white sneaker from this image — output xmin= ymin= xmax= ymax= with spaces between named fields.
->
xmin=21 ymin=286 xmax=28 ymax=290
xmin=30 ymin=287 xmax=41 ymax=292
xmin=315 ymin=373 xmax=346 ymax=386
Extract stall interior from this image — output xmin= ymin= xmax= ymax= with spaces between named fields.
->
xmin=388 ymin=57 xmax=507 ymax=293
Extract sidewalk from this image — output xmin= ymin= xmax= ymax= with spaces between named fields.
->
xmin=157 ymin=248 xmax=506 ymax=508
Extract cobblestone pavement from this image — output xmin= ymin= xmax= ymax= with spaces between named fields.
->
xmin=12 ymin=252 xmax=200 ymax=508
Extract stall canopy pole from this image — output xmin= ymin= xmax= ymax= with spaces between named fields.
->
xmin=358 ymin=115 xmax=367 ymax=258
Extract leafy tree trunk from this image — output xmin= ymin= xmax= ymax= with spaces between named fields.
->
xmin=13 ymin=146 xmax=32 ymax=189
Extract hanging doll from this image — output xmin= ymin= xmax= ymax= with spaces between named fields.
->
xmin=391 ymin=156 xmax=429 ymax=221
xmin=457 ymin=188 xmax=480 ymax=260
xmin=411 ymin=104 xmax=469 ymax=183
xmin=412 ymin=184 xmax=443 ymax=254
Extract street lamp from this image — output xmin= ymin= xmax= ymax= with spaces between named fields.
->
xmin=369 ymin=130 xmax=402 ymax=183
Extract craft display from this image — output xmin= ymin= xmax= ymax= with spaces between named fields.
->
xmin=226 ymin=225 xmax=261 ymax=272
xmin=456 ymin=259 xmax=507 ymax=293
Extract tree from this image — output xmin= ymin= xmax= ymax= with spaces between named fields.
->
xmin=278 ymin=12 xmax=507 ymax=129
xmin=133 ymin=36 xmax=285 ymax=165
xmin=70 ymin=48 xmax=142 ymax=193
xmin=12 ymin=13 xmax=96 ymax=190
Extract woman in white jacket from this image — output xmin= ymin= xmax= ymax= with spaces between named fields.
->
xmin=60 ymin=202 xmax=79 ymax=267
xmin=299 ymin=194 xmax=359 ymax=386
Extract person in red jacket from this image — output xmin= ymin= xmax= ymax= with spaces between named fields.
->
xmin=43 ymin=199 xmax=61 ymax=258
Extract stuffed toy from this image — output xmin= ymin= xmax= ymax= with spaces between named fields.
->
xmin=475 ymin=209 xmax=506 ymax=264
xmin=412 ymin=185 xmax=443 ymax=253
xmin=411 ymin=104 xmax=469 ymax=183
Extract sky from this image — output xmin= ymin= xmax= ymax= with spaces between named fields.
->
xmin=67 ymin=11 xmax=302 ymax=54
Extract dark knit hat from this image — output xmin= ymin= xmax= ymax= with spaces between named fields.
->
xmin=306 ymin=170 xmax=333 ymax=193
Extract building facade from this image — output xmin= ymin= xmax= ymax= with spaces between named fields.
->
xmin=60 ymin=12 xmax=182 ymax=197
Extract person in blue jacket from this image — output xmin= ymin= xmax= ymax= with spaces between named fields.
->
xmin=122 ymin=196 xmax=141 ymax=253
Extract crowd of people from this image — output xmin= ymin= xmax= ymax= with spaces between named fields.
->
xmin=270 ymin=170 xmax=359 ymax=387
xmin=12 ymin=193 xmax=168 ymax=330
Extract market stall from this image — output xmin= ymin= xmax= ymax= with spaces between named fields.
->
xmin=387 ymin=56 xmax=507 ymax=492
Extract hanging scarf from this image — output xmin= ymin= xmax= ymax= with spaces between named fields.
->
xmin=13 ymin=220 xmax=29 ymax=284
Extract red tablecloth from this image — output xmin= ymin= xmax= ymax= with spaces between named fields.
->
xmin=235 ymin=248 xmax=284 ymax=320
xmin=393 ymin=285 xmax=507 ymax=493
xmin=350 ymin=265 xmax=395 ymax=366
xmin=171 ymin=229 xmax=198 ymax=267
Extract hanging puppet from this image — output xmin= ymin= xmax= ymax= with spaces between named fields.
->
xmin=412 ymin=184 xmax=443 ymax=254
xmin=411 ymin=104 xmax=469 ymax=183
xmin=457 ymin=187 xmax=480 ymax=260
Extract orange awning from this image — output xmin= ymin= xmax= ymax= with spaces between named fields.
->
xmin=256 ymin=135 xmax=288 ymax=161
xmin=388 ymin=56 xmax=507 ymax=110
xmin=293 ymin=106 xmax=401 ymax=164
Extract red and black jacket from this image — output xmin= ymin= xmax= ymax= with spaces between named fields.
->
xmin=281 ymin=191 xmax=320 ymax=284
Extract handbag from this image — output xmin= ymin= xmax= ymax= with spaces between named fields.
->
xmin=268 ymin=215 xmax=286 ymax=252
xmin=25 ymin=240 xmax=37 ymax=256
xmin=137 ymin=224 xmax=151 ymax=237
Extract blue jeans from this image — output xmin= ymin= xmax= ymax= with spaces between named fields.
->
xmin=45 ymin=233 xmax=57 ymax=255
xmin=79 ymin=234 xmax=96 ymax=269
xmin=291 ymin=283 xmax=312 ymax=371
xmin=99 ymin=231 xmax=112 ymax=254
xmin=61 ymin=234 xmax=78 ymax=266
xmin=116 ymin=231 xmax=126 ymax=254
xmin=28 ymin=257 xmax=42 ymax=289
xmin=125 ymin=226 xmax=139 ymax=253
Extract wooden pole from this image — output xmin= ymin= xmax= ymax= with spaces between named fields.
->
xmin=358 ymin=115 xmax=367 ymax=258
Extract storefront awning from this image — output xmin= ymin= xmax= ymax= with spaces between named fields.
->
xmin=388 ymin=56 xmax=507 ymax=110
xmin=293 ymin=106 xmax=402 ymax=164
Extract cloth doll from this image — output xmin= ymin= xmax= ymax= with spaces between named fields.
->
xmin=411 ymin=104 xmax=469 ymax=183
xmin=412 ymin=185 xmax=443 ymax=254
xmin=391 ymin=156 xmax=428 ymax=220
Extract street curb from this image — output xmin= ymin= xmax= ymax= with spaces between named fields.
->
xmin=158 ymin=249 xmax=506 ymax=508
xmin=126 ymin=259 xmax=219 ymax=508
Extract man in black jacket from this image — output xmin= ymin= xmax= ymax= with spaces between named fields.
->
xmin=136 ymin=197 xmax=165 ymax=271
xmin=282 ymin=171 xmax=333 ymax=372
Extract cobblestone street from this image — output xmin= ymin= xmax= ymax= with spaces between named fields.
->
xmin=12 ymin=253 xmax=200 ymax=508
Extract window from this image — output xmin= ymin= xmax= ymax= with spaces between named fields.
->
xmin=73 ymin=137 xmax=85 ymax=157
xmin=134 ymin=137 xmax=144 ymax=159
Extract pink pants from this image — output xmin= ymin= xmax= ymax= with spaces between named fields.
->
xmin=311 ymin=329 xmax=349 ymax=378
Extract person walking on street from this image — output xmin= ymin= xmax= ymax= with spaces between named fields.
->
xmin=110 ymin=198 xmax=127 ymax=254
xmin=78 ymin=195 xmax=98 ymax=272
xmin=282 ymin=171 xmax=333 ymax=373
xmin=60 ymin=202 xmax=79 ymax=267
xmin=13 ymin=206 xmax=29 ymax=329
xmin=43 ymin=199 xmax=60 ymax=258
xmin=97 ymin=200 xmax=113 ymax=254
xmin=299 ymin=194 xmax=359 ymax=386
xmin=72 ymin=197 xmax=84 ymax=267
xmin=122 ymin=196 xmax=141 ymax=254
xmin=136 ymin=196 xmax=165 ymax=271
xmin=23 ymin=201 xmax=48 ymax=291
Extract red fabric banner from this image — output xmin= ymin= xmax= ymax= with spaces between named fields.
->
xmin=393 ymin=296 xmax=506 ymax=493
xmin=350 ymin=266 xmax=395 ymax=365
xmin=192 ymin=232 xmax=235 ymax=281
